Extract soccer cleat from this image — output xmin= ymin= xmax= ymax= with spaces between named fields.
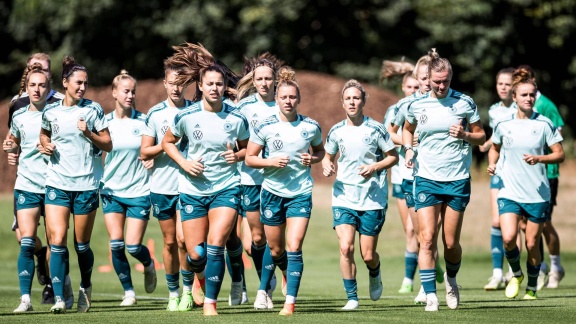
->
xmin=281 ymin=271 xmax=287 ymax=296
xmin=425 ymin=298 xmax=439 ymax=312
xmin=241 ymin=290 xmax=249 ymax=304
xmin=203 ymin=302 xmax=218 ymax=316
xmin=42 ymin=284 xmax=55 ymax=304
xmin=547 ymin=270 xmax=565 ymax=289
xmin=77 ymin=286 xmax=92 ymax=313
xmin=279 ymin=303 xmax=294 ymax=316
xmin=228 ymin=277 xmax=244 ymax=306
xmin=341 ymin=299 xmax=359 ymax=310
xmin=444 ymin=273 xmax=460 ymax=310
xmin=414 ymin=286 xmax=427 ymax=305
xmin=144 ymin=260 xmax=157 ymax=293
xmin=369 ymin=271 xmax=383 ymax=301
xmin=522 ymin=290 xmax=537 ymax=300
xmin=398 ymin=282 xmax=413 ymax=293
xmin=484 ymin=276 xmax=506 ymax=291
xmin=504 ymin=271 xmax=513 ymax=284
xmin=64 ymin=275 xmax=74 ymax=309
xmin=266 ymin=294 xmax=274 ymax=309
xmin=166 ymin=296 xmax=180 ymax=311
xmin=505 ymin=274 xmax=524 ymax=299
xmin=50 ymin=297 xmax=66 ymax=314
xmin=436 ymin=264 xmax=445 ymax=283
xmin=13 ymin=299 xmax=33 ymax=313
xmin=178 ymin=291 xmax=193 ymax=311
xmin=254 ymin=290 xmax=269 ymax=310
xmin=537 ymin=269 xmax=549 ymax=291
xmin=192 ymin=275 xmax=205 ymax=307
xmin=119 ymin=296 xmax=137 ymax=306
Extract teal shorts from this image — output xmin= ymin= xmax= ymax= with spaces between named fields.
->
xmin=490 ymin=175 xmax=503 ymax=190
xmin=15 ymin=189 xmax=45 ymax=213
xmin=413 ymin=177 xmax=471 ymax=212
xmin=498 ymin=198 xmax=550 ymax=224
xmin=150 ymin=193 xmax=180 ymax=221
xmin=391 ymin=184 xmax=404 ymax=199
xmin=180 ymin=186 xmax=241 ymax=221
xmin=401 ymin=179 xmax=415 ymax=208
xmin=101 ymin=194 xmax=151 ymax=220
xmin=332 ymin=206 xmax=386 ymax=236
xmin=260 ymin=189 xmax=312 ymax=226
xmin=240 ymin=185 xmax=262 ymax=217
xmin=45 ymin=186 xmax=99 ymax=214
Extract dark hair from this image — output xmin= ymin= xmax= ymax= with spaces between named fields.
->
xmin=341 ymin=79 xmax=368 ymax=102
xmin=9 ymin=62 xmax=51 ymax=110
xmin=62 ymin=56 xmax=87 ymax=80
xmin=511 ymin=67 xmax=537 ymax=95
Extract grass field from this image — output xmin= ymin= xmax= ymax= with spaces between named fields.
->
xmin=1 ymin=170 xmax=575 ymax=323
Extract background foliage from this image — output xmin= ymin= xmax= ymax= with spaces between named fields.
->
xmin=1 ymin=0 xmax=575 ymax=139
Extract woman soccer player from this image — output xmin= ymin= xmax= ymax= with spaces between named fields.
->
xmin=100 ymin=70 xmax=157 ymax=306
xmin=40 ymin=56 xmax=113 ymax=313
xmin=246 ymin=66 xmax=325 ymax=316
xmin=487 ymin=67 xmax=564 ymax=300
xmin=402 ymin=50 xmax=486 ymax=311
xmin=322 ymin=79 xmax=398 ymax=310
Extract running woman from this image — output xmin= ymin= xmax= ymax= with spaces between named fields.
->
xmin=322 ymin=79 xmax=398 ymax=310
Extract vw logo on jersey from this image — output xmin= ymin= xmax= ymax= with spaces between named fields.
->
xmin=223 ymin=121 xmax=233 ymax=132
xmin=193 ymin=130 xmax=203 ymax=140
xmin=52 ymin=123 xmax=60 ymax=135
xmin=132 ymin=127 xmax=140 ymax=136
xmin=272 ymin=139 xmax=283 ymax=150
xmin=48 ymin=190 xmax=57 ymax=201
xmin=264 ymin=208 xmax=273 ymax=219
xmin=503 ymin=136 xmax=513 ymax=147
xmin=418 ymin=115 xmax=428 ymax=125
xmin=243 ymin=195 xmax=251 ymax=206
xmin=250 ymin=120 xmax=258 ymax=128
xmin=18 ymin=194 xmax=25 ymax=205
xmin=185 ymin=205 xmax=194 ymax=214
xmin=417 ymin=193 xmax=426 ymax=202
xmin=339 ymin=144 xmax=346 ymax=155
xmin=334 ymin=209 xmax=341 ymax=220
xmin=161 ymin=125 xmax=169 ymax=135
xmin=362 ymin=135 xmax=371 ymax=145
xmin=300 ymin=129 xmax=309 ymax=138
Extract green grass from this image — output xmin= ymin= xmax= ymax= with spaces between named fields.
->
xmin=1 ymin=185 xmax=575 ymax=323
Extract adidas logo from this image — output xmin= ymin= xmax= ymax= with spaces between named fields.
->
xmin=118 ymin=273 xmax=128 ymax=280
xmin=195 ymin=124 xmax=200 ymax=128
xmin=207 ymin=276 xmax=220 ymax=282
xmin=491 ymin=247 xmax=501 ymax=253
xmin=252 ymin=113 xmax=258 ymax=117
xmin=275 ymin=133 xmax=280 ymax=137
xmin=289 ymin=271 xmax=301 ymax=277
xmin=300 ymin=208 xmax=307 ymax=213
xmin=264 ymin=264 xmax=275 ymax=270
xmin=18 ymin=270 xmax=31 ymax=277
xmin=229 ymin=198 xmax=236 ymax=203
xmin=140 ymin=210 xmax=147 ymax=215
xmin=52 ymin=276 xmax=61 ymax=283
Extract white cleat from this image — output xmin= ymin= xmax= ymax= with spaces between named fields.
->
xmin=425 ymin=298 xmax=439 ymax=312
xmin=120 ymin=295 xmax=137 ymax=306
xmin=254 ymin=290 xmax=270 ymax=310
xmin=444 ymin=273 xmax=460 ymax=310
xmin=77 ymin=286 xmax=92 ymax=313
xmin=547 ymin=269 xmax=565 ymax=289
xmin=13 ymin=299 xmax=33 ymax=313
xmin=50 ymin=297 xmax=66 ymax=314
xmin=369 ymin=271 xmax=383 ymax=301
xmin=341 ymin=299 xmax=359 ymax=310
xmin=414 ymin=286 xmax=427 ymax=305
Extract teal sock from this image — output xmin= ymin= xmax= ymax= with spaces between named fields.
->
xmin=419 ymin=268 xmax=436 ymax=294
xmin=286 ymin=251 xmax=304 ymax=297
xmin=75 ymin=241 xmax=94 ymax=289
xmin=181 ymin=269 xmax=194 ymax=287
xmin=205 ymin=245 xmax=225 ymax=300
xmin=343 ymin=278 xmax=358 ymax=301
xmin=405 ymin=251 xmax=418 ymax=279
xmin=258 ymin=244 xmax=276 ymax=291
xmin=110 ymin=240 xmax=133 ymax=291
xmin=490 ymin=227 xmax=504 ymax=270
xmin=226 ymin=242 xmax=244 ymax=283
xmin=50 ymin=245 xmax=68 ymax=299
xmin=18 ymin=237 xmax=36 ymax=295
xmin=127 ymin=243 xmax=152 ymax=267
xmin=505 ymin=246 xmax=522 ymax=274
xmin=526 ymin=262 xmax=540 ymax=291
xmin=166 ymin=273 xmax=180 ymax=293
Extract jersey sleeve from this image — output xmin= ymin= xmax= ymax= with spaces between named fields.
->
xmin=171 ymin=114 xmax=184 ymax=138
xmin=378 ymin=127 xmax=396 ymax=153
xmin=41 ymin=111 xmax=51 ymax=131
xmin=467 ymin=100 xmax=481 ymax=124
xmin=491 ymin=123 xmax=503 ymax=145
xmin=405 ymin=102 xmax=416 ymax=125
xmin=311 ymin=125 xmax=323 ymax=147
xmin=383 ymin=105 xmax=396 ymax=128
xmin=93 ymin=104 xmax=109 ymax=132
xmin=324 ymin=126 xmax=339 ymax=155
xmin=10 ymin=118 xmax=20 ymax=139
xmin=545 ymin=122 xmax=563 ymax=147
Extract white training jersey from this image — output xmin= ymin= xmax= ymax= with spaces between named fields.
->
xmin=143 ymin=100 xmax=194 ymax=195
xmin=10 ymin=106 xmax=48 ymax=193
xmin=405 ymin=89 xmax=481 ymax=181
xmin=100 ymin=109 xmax=150 ymax=197
xmin=236 ymin=94 xmax=279 ymax=185
xmin=488 ymin=101 xmax=517 ymax=129
xmin=325 ymin=116 xmax=395 ymax=210
xmin=393 ymin=92 xmax=427 ymax=181
xmin=41 ymin=98 xmax=108 ymax=191
xmin=492 ymin=112 xmax=562 ymax=203
xmin=171 ymin=101 xmax=250 ymax=196
xmin=251 ymin=113 xmax=323 ymax=198
xmin=383 ymin=104 xmax=403 ymax=185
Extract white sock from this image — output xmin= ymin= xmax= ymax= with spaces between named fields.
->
xmin=550 ymin=255 xmax=562 ymax=272
xmin=402 ymin=277 xmax=414 ymax=285
xmin=493 ymin=268 xmax=503 ymax=279
xmin=426 ymin=293 xmax=438 ymax=302
xmin=183 ymin=285 xmax=192 ymax=292
xmin=285 ymin=295 xmax=296 ymax=304
xmin=169 ymin=291 xmax=180 ymax=298
xmin=124 ymin=289 xmax=136 ymax=298
xmin=21 ymin=294 xmax=31 ymax=303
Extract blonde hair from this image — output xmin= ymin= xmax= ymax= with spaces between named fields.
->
xmin=276 ymin=66 xmax=300 ymax=103
xmin=112 ymin=69 xmax=137 ymax=108
xmin=511 ymin=67 xmax=537 ymax=95
xmin=236 ymin=52 xmax=284 ymax=100
xmin=381 ymin=59 xmax=414 ymax=83
xmin=427 ymin=48 xmax=452 ymax=78
xmin=341 ymin=79 xmax=368 ymax=102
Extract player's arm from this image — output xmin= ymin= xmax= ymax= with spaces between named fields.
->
xmin=140 ymin=135 xmax=163 ymax=160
